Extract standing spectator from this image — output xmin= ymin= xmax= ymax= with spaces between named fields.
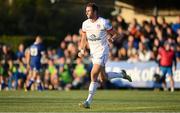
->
xmin=157 ymin=41 xmax=176 ymax=92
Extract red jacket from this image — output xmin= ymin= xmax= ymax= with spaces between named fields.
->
xmin=158 ymin=47 xmax=175 ymax=67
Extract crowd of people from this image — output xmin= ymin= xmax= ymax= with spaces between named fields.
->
xmin=0 ymin=15 xmax=180 ymax=91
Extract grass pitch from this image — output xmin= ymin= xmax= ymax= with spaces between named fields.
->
xmin=0 ymin=90 xmax=180 ymax=112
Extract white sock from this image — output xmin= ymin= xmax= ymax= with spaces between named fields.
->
xmin=86 ymin=82 xmax=99 ymax=104
xmin=36 ymin=79 xmax=41 ymax=83
xmin=171 ymin=87 xmax=174 ymax=92
xmin=106 ymin=72 xmax=124 ymax=80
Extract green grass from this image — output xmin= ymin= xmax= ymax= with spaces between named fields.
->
xmin=0 ymin=90 xmax=180 ymax=112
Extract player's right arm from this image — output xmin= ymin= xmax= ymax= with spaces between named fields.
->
xmin=78 ymin=31 xmax=87 ymax=58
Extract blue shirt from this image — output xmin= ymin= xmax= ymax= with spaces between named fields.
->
xmin=172 ymin=23 xmax=180 ymax=33
xmin=16 ymin=51 xmax=25 ymax=60
xmin=30 ymin=43 xmax=45 ymax=66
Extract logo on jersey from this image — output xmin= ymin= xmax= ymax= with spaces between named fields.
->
xmin=96 ymin=24 xmax=101 ymax=29
xmin=88 ymin=34 xmax=101 ymax=41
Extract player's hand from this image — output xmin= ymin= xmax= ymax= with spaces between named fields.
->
xmin=78 ymin=49 xmax=84 ymax=58
xmin=107 ymin=37 xmax=114 ymax=44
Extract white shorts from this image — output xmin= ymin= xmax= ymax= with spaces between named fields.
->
xmin=91 ymin=54 xmax=108 ymax=66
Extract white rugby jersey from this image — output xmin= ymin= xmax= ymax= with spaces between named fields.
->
xmin=82 ymin=17 xmax=112 ymax=57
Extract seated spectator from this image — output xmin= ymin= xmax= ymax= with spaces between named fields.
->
xmin=17 ymin=60 xmax=27 ymax=89
xmin=116 ymin=15 xmax=128 ymax=30
xmin=58 ymin=57 xmax=72 ymax=91
xmin=72 ymin=58 xmax=87 ymax=89
xmin=117 ymin=47 xmax=128 ymax=61
xmin=127 ymin=48 xmax=138 ymax=63
xmin=0 ymin=60 xmax=5 ymax=90
xmin=176 ymin=44 xmax=180 ymax=62
xmin=7 ymin=59 xmax=18 ymax=90
xmin=45 ymin=59 xmax=59 ymax=90
xmin=152 ymin=38 xmax=160 ymax=60
xmin=16 ymin=44 xmax=25 ymax=61
xmin=125 ymin=35 xmax=139 ymax=50
xmin=171 ymin=16 xmax=180 ymax=34
xmin=57 ymin=41 xmax=66 ymax=58
xmin=128 ymin=18 xmax=141 ymax=37
xmin=138 ymin=42 xmax=152 ymax=62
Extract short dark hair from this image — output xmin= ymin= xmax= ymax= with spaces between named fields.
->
xmin=86 ymin=2 xmax=98 ymax=13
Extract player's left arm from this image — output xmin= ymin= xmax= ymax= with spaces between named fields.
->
xmin=104 ymin=19 xmax=120 ymax=43
xmin=107 ymin=28 xmax=120 ymax=43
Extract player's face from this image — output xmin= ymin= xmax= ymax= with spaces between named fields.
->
xmin=86 ymin=6 xmax=95 ymax=19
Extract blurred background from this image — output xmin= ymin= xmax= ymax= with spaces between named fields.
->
xmin=0 ymin=0 xmax=180 ymax=91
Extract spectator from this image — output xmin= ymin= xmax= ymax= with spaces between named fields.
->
xmin=157 ymin=41 xmax=176 ymax=92
xmin=117 ymin=47 xmax=128 ymax=61
xmin=72 ymin=58 xmax=87 ymax=89
xmin=7 ymin=59 xmax=18 ymax=90
xmin=45 ymin=59 xmax=59 ymax=90
xmin=171 ymin=16 xmax=180 ymax=34
xmin=0 ymin=60 xmax=5 ymax=90
xmin=127 ymin=48 xmax=138 ymax=63
xmin=152 ymin=38 xmax=160 ymax=60
xmin=17 ymin=60 xmax=27 ymax=89
xmin=138 ymin=42 xmax=152 ymax=62
xmin=58 ymin=57 xmax=72 ymax=90
xmin=176 ymin=44 xmax=180 ymax=62
xmin=57 ymin=41 xmax=66 ymax=58
xmin=116 ymin=15 xmax=128 ymax=30
xmin=150 ymin=16 xmax=159 ymax=30
xmin=16 ymin=44 xmax=25 ymax=61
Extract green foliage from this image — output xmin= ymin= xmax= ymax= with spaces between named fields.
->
xmin=0 ymin=35 xmax=59 ymax=51
xmin=0 ymin=0 xmax=113 ymax=37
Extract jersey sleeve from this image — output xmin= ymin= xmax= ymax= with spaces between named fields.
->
xmin=104 ymin=19 xmax=113 ymax=31
xmin=82 ymin=22 xmax=86 ymax=33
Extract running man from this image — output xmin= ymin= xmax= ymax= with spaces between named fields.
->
xmin=78 ymin=3 xmax=132 ymax=108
